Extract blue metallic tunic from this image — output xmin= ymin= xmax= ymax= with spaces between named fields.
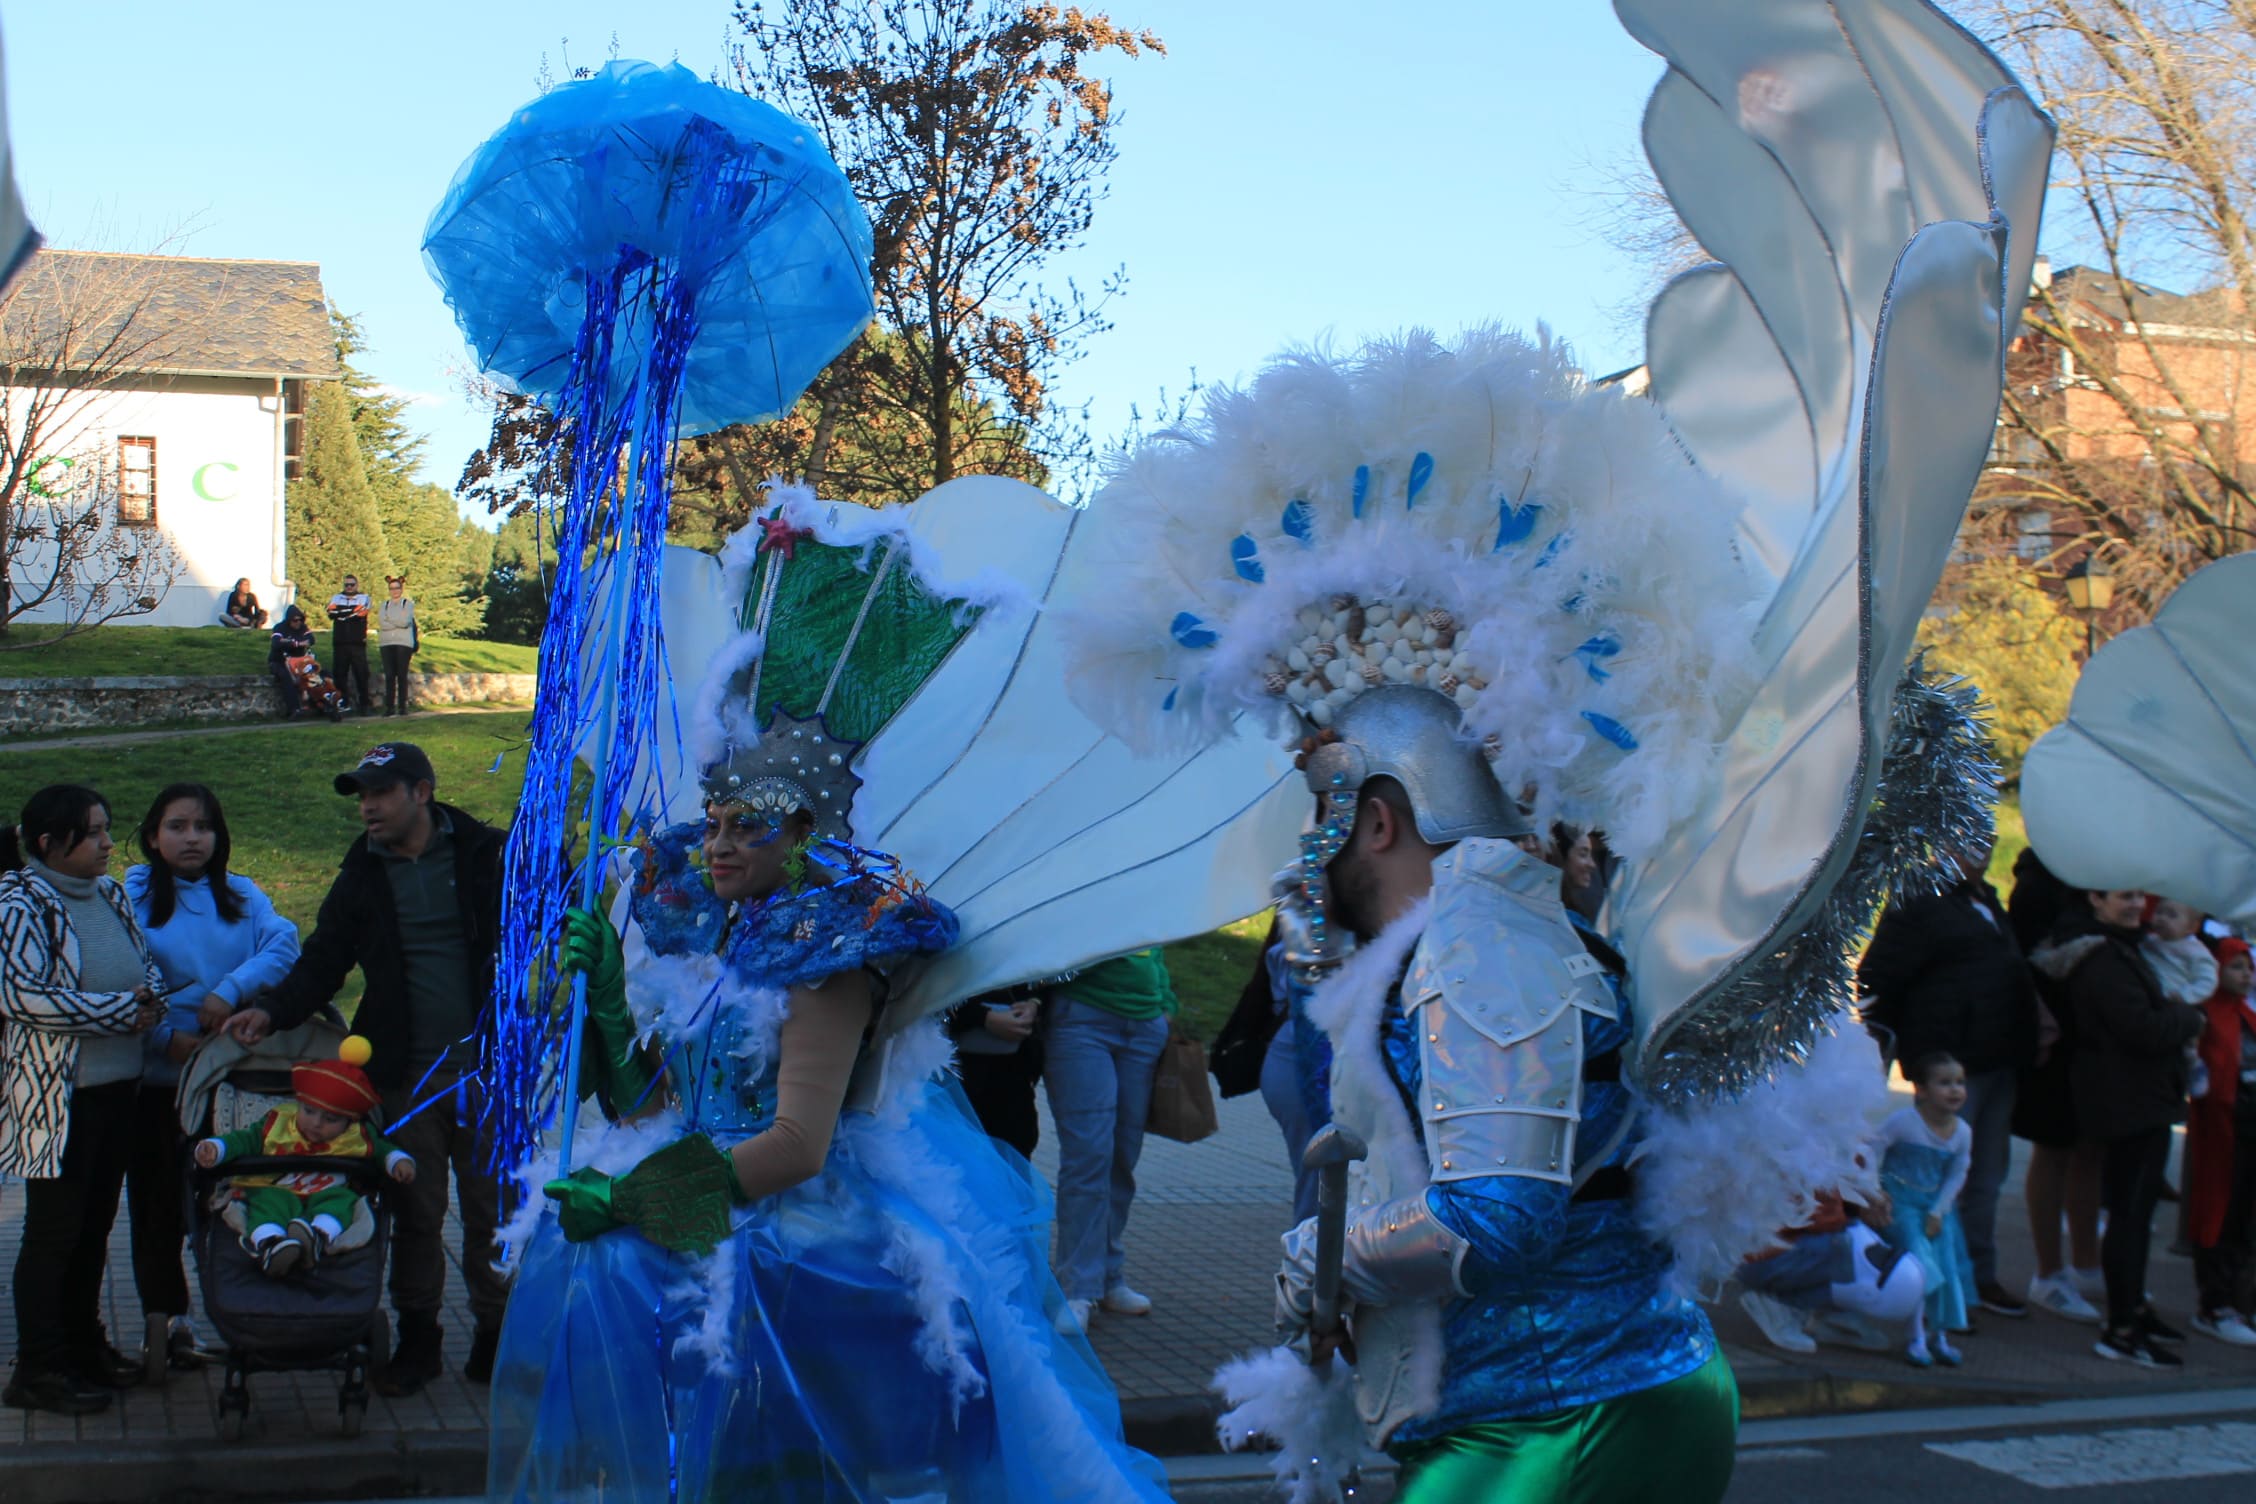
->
xmin=1377 ymin=930 xmax=1716 ymax=1440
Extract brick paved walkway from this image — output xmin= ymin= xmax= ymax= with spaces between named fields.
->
xmin=5 ymin=1081 xmax=2255 ymax=1496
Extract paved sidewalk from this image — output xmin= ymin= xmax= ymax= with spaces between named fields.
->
xmin=6 ymin=1089 xmax=2255 ymax=1501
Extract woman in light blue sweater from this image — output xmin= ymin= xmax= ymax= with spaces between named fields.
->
xmin=124 ymin=783 xmax=299 ymax=1381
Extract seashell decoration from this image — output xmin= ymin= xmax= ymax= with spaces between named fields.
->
xmin=1258 ymin=597 xmax=1490 ymax=728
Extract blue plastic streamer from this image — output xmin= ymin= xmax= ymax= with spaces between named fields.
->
xmin=422 ymin=61 xmax=872 ymax=1180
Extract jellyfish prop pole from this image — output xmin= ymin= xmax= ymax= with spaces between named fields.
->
xmin=421 ymin=63 xmax=876 ymax=1183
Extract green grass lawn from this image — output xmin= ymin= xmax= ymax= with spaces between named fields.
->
xmin=0 ymin=623 xmax=537 ymax=677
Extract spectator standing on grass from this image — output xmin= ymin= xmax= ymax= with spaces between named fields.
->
xmin=122 ymin=782 xmax=299 ymax=1381
xmin=0 ymin=786 xmax=166 ymax=1417
xmin=217 ymin=577 xmax=268 ymax=630
xmin=221 ymin=742 xmax=510 ymax=1394
xmin=268 ymin=604 xmax=316 ymax=718
xmin=1857 ymin=835 xmax=2037 ymax=1319
xmin=326 ymin=574 xmax=375 ymax=714
xmin=2011 ymin=846 xmax=2107 ymax=1324
xmin=2187 ymin=938 xmax=2256 ymax=1346
xmin=377 ymin=574 xmax=418 ymax=717
xmin=2031 ymin=887 xmax=2204 ymax=1369
xmin=1044 ymin=946 xmax=1175 ymax=1333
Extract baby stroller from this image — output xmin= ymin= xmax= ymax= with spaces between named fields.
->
xmin=285 ymin=653 xmax=349 ymax=722
xmin=177 ymin=1018 xmax=392 ymax=1440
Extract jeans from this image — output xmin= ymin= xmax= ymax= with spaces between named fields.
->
xmin=1261 ymin=1019 xmax=1320 ymax=1225
xmin=12 ymin=1080 xmax=136 ymax=1372
xmin=1043 ymin=998 xmax=1168 ymax=1301
xmin=270 ymin=660 xmax=302 ymax=715
xmin=2099 ymin=1126 xmax=2172 ymax=1329
xmin=1960 ymin=1067 xmax=2017 ymax=1286
xmin=381 ymin=645 xmax=414 ymax=713
xmin=380 ymin=1072 xmax=509 ymax=1329
xmin=124 ymin=1082 xmax=191 ymax=1317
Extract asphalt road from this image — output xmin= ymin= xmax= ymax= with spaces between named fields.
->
xmin=339 ymin=1388 xmax=2256 ymax=1504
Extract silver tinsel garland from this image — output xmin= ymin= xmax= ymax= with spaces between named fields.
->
xmin=1643 ymin=653 xmax=2002 ymax=1107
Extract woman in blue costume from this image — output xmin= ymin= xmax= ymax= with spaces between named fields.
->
xmin=486 ymin=733 xmax=1172 ymax=1504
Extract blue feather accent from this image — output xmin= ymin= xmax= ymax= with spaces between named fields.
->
xmin=1583 ymin=712 xmax=1639 ymax=751
xmin=488 ymin=751 xmax=508 ymax=774
xmin=1281 ymin=497 xmax=1317 ymax=545
xmin=1494 ymin=499 xmax=1543 ymax=550
xmin=1407 ymin=452 xmax=1434 ymax=507
xmin=1573 ymin=635 xmax=1621 ymax=682
xmin=1352 ymin=464 xmax=1370 ymax=519
xmin=1171 ymin=612 xmax=1219 ymax=649
xmin=1534 ymin=530 xmax=1572 ymax=570
xmin=1163 ymin=685 xmax=1179 ymax=711
xmin=1231 ymin=534 xmax=1265 ymax=583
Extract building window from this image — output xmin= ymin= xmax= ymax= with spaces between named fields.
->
xmin=117 ymin=436 xmax=157 ymax=525
xmin=282 ymin=380 xmax=305 ymax=480
xmin=2016 ymin=508 xmax=2052 ymax=562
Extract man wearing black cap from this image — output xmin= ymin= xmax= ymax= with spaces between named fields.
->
xmin=225 ymin=742 xmax=510 ymax=1392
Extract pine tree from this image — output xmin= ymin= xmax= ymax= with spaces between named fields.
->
xmin=285 ymin=380 xmax=394 ymax=607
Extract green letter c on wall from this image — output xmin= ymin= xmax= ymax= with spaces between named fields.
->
xmin=192 ymin=461 xmax=240 ymax=502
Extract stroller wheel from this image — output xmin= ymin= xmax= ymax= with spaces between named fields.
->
xmin=339 ymin=1394 xmax=366 ymax=1438
xmin=215 ymin=1364 xmax=251 ymax=1442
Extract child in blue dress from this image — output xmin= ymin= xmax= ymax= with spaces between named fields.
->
xmin=1879 ymin=1051 xmax=1977 ymax=1366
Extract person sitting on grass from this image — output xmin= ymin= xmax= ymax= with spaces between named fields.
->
xmin=192 ymin=1036 xmax=413 ymax=1277
xmin=218 ymin=578 xmax=268 ymax=630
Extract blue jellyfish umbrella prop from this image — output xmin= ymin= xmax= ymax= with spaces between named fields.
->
xmin=424 ymin=60 xmax=872 ymax=1175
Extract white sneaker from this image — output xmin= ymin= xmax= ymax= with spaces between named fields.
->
xmin=1100 ymin=1283 xmax=1153 ymax=1317
xmin=2070 ymin=1266 xmax=2106 ymax=1302
xmin=1054 ymin=1298 xmax=1092 ymax=1336
xmin=2191 ymin=1310 xmax=2256 ymax=1348
xmin=2028 ymin=1273 xmax=2103 ymax=1324
xmin=1738 ymin=1290 xmax=1816 ymax=1354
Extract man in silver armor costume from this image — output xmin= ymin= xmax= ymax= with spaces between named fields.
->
xmin=1270 ymin=688 xmax=1735 ymax=1502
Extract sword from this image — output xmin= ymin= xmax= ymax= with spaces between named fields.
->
xmin=1302 ymin=1123 xmax=1369 ymax=1368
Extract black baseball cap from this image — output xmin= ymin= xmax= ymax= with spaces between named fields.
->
xmin=334 ymin=742 xmax=437 ymax=796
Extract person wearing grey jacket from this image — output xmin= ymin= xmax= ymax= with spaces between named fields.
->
xmin=0 ymin=786 xmax=165 ymax=1417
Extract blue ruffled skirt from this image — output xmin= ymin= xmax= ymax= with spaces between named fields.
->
xmin=487 ymin=1082 xmax=1170 ymax=1503
xmin=1880 ymin=1141 xmax=1975 ymax=1334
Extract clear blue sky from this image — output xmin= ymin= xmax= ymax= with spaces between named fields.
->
xmin=6 ymin=2 xmax=1670 ymax=507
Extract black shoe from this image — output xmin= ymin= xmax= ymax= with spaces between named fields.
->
xmin=4 ymin=1367 xmax=113 ymax=1415
xmin=166 ymin=1322 xmax=220 ymax=1372
xmin=464 ymin=1324 xmax=500 ymax=1385
xmin=2158 ymin=1178 xmax=2181 ymax=1203
xmin=374 ymin=1311 xmax=444 ymax=1397
xmin=2094 ymin=1326 xmax=2183 ymax=1367
xmin=65 ymin=1343 xmax=144 ymax=1390
xmin=2137 ymin=1306 xmax=2187 ymax=1343
xmin=1976 ymin=1280 xmax=2029 ymax=1318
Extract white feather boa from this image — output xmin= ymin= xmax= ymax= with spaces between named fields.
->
xmin=1215 ymin=899 xmax=1437 ymax=1486
xmin=1631 ymin=1020 xmax=1889 ymax=1294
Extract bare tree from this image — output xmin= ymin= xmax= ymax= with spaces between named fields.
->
xmin=0 ymin=247 xmax=190 ymax=640
xmin=1973 ymin=0 xmax=2256 ymax=613
xmin=729 ymin=0 xmax=1162 ymax=501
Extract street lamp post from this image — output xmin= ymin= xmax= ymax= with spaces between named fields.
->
xmin=2062 ymin=553 xmax=2115 ymax=661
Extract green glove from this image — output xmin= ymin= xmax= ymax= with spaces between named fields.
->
xmin=557 ymin=907 xmax=655 ymax=1113
xmin=543 ymin=1133 xmax=747 ymax=1255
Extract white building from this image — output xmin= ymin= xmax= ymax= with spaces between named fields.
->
xmin=2 ymin=250 xmax=337 ymax=627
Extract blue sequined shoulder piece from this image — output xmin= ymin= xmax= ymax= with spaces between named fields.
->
xmin=719 ymin=876 xmax=959 ymax=991
xmin=629 ymin=822 xmax=731 ymax=958
xmin=628 ymin=821 xmax=959 ymax=990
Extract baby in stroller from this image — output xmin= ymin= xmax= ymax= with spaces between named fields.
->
xmin=194 ymin=1037 xmax=413 ymax=1276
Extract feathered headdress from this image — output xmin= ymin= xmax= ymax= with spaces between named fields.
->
xmin=1062 ymin=328 xmax=1761 ymax=862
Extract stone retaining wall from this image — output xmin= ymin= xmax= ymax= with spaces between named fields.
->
xmin=0 ymin=672 xmax=537 ymax=736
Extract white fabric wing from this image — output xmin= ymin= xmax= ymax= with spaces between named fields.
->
xmin=1608 ymin=0 xmax=2053 ymax=1090
xmin=2021 ymin=554 xmax=2256 ymax=925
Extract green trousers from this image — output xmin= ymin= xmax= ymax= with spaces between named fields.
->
xmin=239 ymin=1184 xmax=362 ymax=1236
xmin=1392 ymin=1349 xmax=1738 ymax=1504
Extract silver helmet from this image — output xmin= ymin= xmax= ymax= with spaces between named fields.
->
xmin=1299 ymin=684 xmax=1528 ymax=844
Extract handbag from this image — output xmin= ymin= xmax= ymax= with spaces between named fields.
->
xmin=1147 ymin=1025 xmax=1219 ymax=1143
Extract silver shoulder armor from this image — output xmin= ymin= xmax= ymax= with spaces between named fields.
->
xmin=1405 ymin=840 xmax=1616 ymax=1187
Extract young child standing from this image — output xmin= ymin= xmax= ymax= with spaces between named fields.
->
xmin=1878 ymin=1051 xmax=1977 ymax=1366
xmin=193 ymin=1037 xmax=413 ymax=1277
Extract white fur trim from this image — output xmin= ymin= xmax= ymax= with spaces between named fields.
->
xmin=1214 ymin=1346 xmax=1366 ymax=1504
xmin=1632 ymin=1021 xmax=1890 ymax=1295
xmin=665 ymin=1244 xmax=742 ymax=1379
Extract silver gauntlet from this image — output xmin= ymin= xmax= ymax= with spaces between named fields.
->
xmin=1339 ymin=1191 xmax=1471 ymax=1307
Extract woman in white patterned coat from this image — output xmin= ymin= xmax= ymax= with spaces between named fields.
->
xmin=0 ymin=785 xmax=166 ymax=1417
